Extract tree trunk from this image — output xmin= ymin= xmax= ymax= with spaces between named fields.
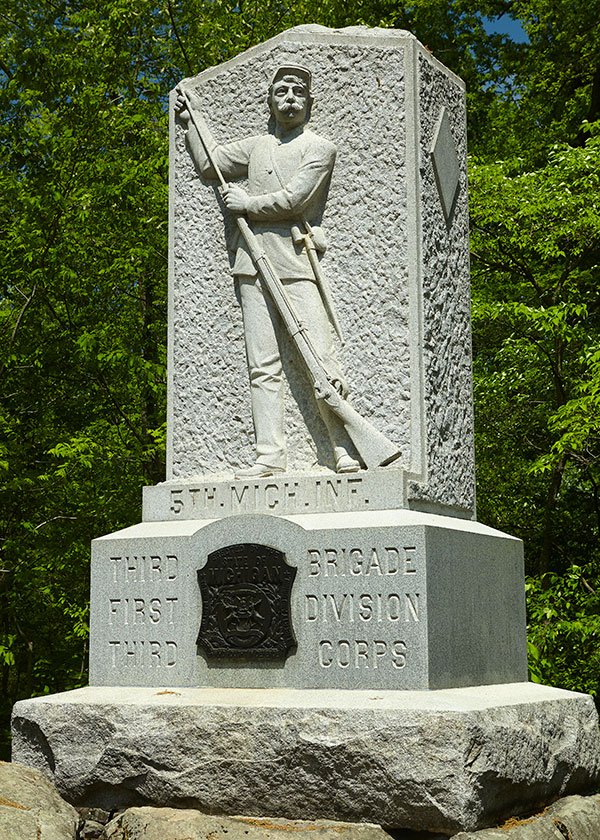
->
xmin=140 ymin=271 xmax=163 ymax=486
xmin=539 ymin=453 xmax=567 ymax=581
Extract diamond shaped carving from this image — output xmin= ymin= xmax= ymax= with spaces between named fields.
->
xmin=430 ymin=106 xmax=460 ymax=223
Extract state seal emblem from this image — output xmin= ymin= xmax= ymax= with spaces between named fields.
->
xmin=196 ymin=543 xmax=297 ymax=660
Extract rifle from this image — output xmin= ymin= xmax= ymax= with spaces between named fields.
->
xmin=179 ymin=88 xmax=401 ymax=469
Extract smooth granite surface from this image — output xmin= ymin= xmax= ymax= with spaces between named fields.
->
xmin=89 ymin=511 xmax=527 ymax=690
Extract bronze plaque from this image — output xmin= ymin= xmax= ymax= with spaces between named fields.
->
xmin=197 ymin=543 xmax=296 ymax=660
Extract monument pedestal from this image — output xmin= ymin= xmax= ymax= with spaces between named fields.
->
xmin=88 ymin=508 xmax=528 ymax=691
xmin=12 ymin=682 xmax=600 ymax=834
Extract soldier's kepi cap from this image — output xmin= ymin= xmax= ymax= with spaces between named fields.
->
xmin=271 ymin=64 xmax=312 ymax=92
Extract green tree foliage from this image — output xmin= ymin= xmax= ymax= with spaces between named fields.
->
xmin=515 ymin=0 xmax=600 ymax=147
xmin=0 ymin=0 xmax=172 ymax=755
xmin=1 ymin=0 xmax=599 ymax=756
xmin=527 ymin=564 xmax=600 ymax=698
xmin=470 ymin=128 xmax=600 ymax=573
xmin=468 ymin=2 xmax=600 ymax=696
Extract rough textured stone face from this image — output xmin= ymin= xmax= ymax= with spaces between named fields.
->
xmin=167 ymin=24 xmax=474 ymax=517
xmin=408 ymin=53 xmax=473 ymax=510
xmin=453 ymin=794 xmax=600 ymax=839
xmin=103 ymin=807 xmax=393 ymax=840
xmin=11 ymin=684 xmax=600 ymax=834
xmin=0 ymin=760 xmax=80 ymax=840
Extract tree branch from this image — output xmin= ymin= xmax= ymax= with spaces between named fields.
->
xmin=0 ymin=284 xmax=37 ymax=379
xmin=167 ymin=0 xmax=193 ymax=76
xmin=95 ymin=371 xmax=145 ymax=445
xmin=33 ymin=516 xmax=77 ymax=532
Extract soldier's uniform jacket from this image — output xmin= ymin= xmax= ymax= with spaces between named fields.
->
xmin=187 ymin=126 xmax=336 ymax=280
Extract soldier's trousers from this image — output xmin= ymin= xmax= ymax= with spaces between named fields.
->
xmin=238 ymin=273 xmax=351 ymax=469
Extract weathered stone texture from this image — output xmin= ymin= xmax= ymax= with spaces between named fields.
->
xmin=2 ymin=759 xmax=600 ymax=840
xmin=407 ymin=52 xmax=474 ymax=512
xmin=453 ymin=794 xmax=600 ymax=839
xmin=11 ymin=684 xmax=600 ymax=834
xmin=170 ymin=28 xmax=411 ymax=479
xmin=454 ymin=825 xmax=563 ymax=839
xmin=81 ymin=820 xmax=105 ymax=839
xmin=0 ymin=760 xmax=80 ymax=840
xmin=103 ymin=807 xmax=392 ymax=840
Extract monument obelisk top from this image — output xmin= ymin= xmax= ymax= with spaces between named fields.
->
xmin=152 ymin=25 xmax=475 ymax=519
xmin=149 ymin=23 xmax=475 ymax=522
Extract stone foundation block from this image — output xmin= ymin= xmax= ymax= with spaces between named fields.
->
xmin=11 ymin=683 xmax=600 ymax=834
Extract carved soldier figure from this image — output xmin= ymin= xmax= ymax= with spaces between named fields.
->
xmin=176 ymin=66 xmax=361 ymax=478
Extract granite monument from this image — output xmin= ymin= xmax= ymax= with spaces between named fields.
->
xmin=175 ymin=64 xmax=400 ymax=478
xmin=12 ymin=25 xmax=600 ymax=835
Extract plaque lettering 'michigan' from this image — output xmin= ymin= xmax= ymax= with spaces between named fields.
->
xmin=197 ymin=543 xmax=296 ymax=660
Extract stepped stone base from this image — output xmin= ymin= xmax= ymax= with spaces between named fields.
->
xmin=11 ymin=682 xmax=600 ymax=834
xmin=89 ymin=510 xmax=528 ymax=690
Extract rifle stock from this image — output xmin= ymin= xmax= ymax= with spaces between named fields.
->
xmin=180 ymin=88 xmax=401 ymax=469
xmin=320 ymin=388 xmax=402 ymax=468
xmin=252 ymin=247 xmax=401 ymax=469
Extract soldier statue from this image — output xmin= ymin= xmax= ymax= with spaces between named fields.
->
xmin=176 ymin=66 xmax=397 ymax=477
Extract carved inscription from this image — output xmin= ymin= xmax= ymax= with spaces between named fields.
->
xmin=306 ymin=545 xmax=420 ymax=671
xmin=197 ymin=543 xmax=297 ymax=660
xmin=305 ymin=592 xmax=420 ymax=623
xmin=143 ymin=471 xmax=408 ymax=521
xmin=108 ymin=597 xmax=178 ymax=625
xmin=108 ymin=640 xmax=177 ymax=668
xmin=109 ymin=554 xmax=178 ymax=582
xmin=169 ymin=476 xmax=369 ymax=518
xmin=106 ymin=554 xmax=179 ymax=669
xmin=319 ymin=640 xmax=407 ymax=669
xmin=307 ymin=546 xmax=417 ymax=576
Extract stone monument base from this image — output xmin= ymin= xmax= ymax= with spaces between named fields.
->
xmin=89 ymin=510 xmax=529 ymax=690
xmin=11 ymin=682 xmax=600 ymax=834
